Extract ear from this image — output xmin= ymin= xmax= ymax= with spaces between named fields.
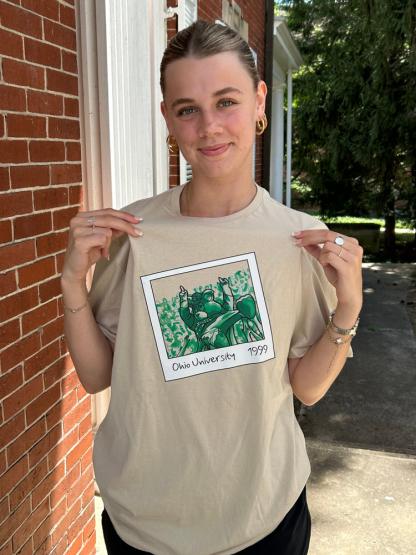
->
xmin=255 ymin=80 xmax=268 ymax=118
xmin=160 ymin=100 xmax=172 ymax=133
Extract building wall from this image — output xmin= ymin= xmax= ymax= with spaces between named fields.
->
xmin=0 ymin=1 xmax=95 ymax=553
xmin=165 ymin=0 xmax=266 ymax=188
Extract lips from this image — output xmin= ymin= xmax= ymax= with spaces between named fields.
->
xmin=199 ymin=143 xmax=230 ymax=156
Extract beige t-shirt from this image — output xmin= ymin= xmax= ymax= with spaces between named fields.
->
xmin=89 ymin=183 xmax=350 ymax=555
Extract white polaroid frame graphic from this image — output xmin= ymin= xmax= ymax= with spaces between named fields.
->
xmin=141 ymin=253 xmax=275 ymax=381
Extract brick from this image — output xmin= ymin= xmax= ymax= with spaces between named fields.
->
xmin=43 ymin=356 xmax=72 ymax=389
xmin=0 ymin=219 xmax=13 ymax=243
xmin=11 ymin=497 xmax=49 ymax=553
xmin=0 ymin=497 xmax=31 ymax=549
xmin=31 ymin=460 xmax=64 ymax=510
xmin=0 ymin=285 xmax=37 ymax=323
xmin=0 ymin=270 xmax=16 ymax=296
xmin=18 ymin=255 xmax=55 ymax=288
xmin=46 ymin=68 xmax=78 ymax=95
xmin=0 ymin=2 xmax=42 ymax=39
xmin=0 ymin=366 xmax=23 ymax=401
xmin=33 ymin=187 xmax=68 ymax=210
xmin=55 ymin=252 xmax=65 ymax=274
xmin=10 ymin=165 xmax=50 ymax=189
xmin=0 ymin=114 xmax=4 ymax=138
xmin=48 ymin=424 xmax=77 ymax=470
xmin=21 ymin=0 xmax=60 ymax=21
xmin=51 ymin=497 xmax=80 ymax=547
xmin=0 ymin=191 xmax=33 ymax=220
xmin=3 ymin=374 xmax=43 ymax=421
xmin=6 ymin=418 xmax=45 ymax=467
xmin=0 ymin=140 xmax=28 ymax=164
xmin=52 ymin=206 xmax=78 ymax=230
xmin=50 ymin=163 xmax=81 ymax=184
xmin=24 ymin=340 xmax=60 ymax=380
xmin=22 ymin=299 xmax=58 ymax=335
xmin=0 ymin=319 xmax=20 ymax=350
xmin=0 ymin=454 xmax=28 ymax=499
xmin=64 ymin=98 xmax=79 ymax=118
xmin=44 ymin=397 xmax=62 ymax=432
xmin=29 ymin=140 xmax=65 ymax=162
xmin=26 ymin=382 xmax=60 ymax=426
xmin=65 ymin=142 xmax=81 ymax=161
xmin=7 ymin=114 xmax=47 ymax=138
xmin=36 ymin=231 xmax=68 ymax=257
xmin=60 ymin=4 xmax=76 ymax=28
xmin=0 ymin=239 xmax=36 ymax=272
xmin=0 ymin=331 xmax=41 ymax=373
xmin=14 ymin=212 xmax=52 ymax=241
xmin=62 ymin=50 xmax=77 ymax=74
xmin=28 ymin=423 xmax=62 ymax=469
xmin=40 ymin=316 xmax=63 ymax=347
xmin=0 ymin=412 xmax=27 ymax=454
xmin=63 ymin=396 xmax=91 ymax=434
xmin=69 ymin=185 xmax=82 ymax=205
xmin=27 ymin=90 xmax=63 ymax=116
xmin=24 ymin=37 xmax=61 ymax=69
xmin=44 ymin=19 xmax=76 ymax=52
xmin=0 ymin=84 xmax=26 ymax=112
xmin=48 ymin=118 xmax=80 ymax=140
xmin=38 ymin=276 xmax=62 ymax=303
xmin=2 ymin=58 xmax=44 ymax=90
xmin=9 ymin=457 xmax=48 ymax=512
xmin=61 ymin=369 xmax=79 ymax=397
xmin=0 ymin=167 xmax=10 ymax=191
xmin=66 ymin=431 xmax=92 ymax=471
xmin=0 ymin=28 xmax=24 ymax=58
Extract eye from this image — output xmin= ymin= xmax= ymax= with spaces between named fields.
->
xmin=219 ymin=99 xmax=237 ymax=108
xmin=177 ymin=106 xmax=197 ymax=116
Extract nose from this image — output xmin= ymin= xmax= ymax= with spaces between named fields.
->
xmin=198 ymin=110 xmax=222 ymax=138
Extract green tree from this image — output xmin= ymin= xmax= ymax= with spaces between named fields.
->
xmin=276 ymin=0 xmax=416 ymax=259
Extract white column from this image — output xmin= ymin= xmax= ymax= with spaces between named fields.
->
xmin=95 ymin=0 xmax=155 ymax=208
xmin=270 ymin=83 xmax=285 ymax=203
xmin=285 ymin=69 xmax=293 ymax=208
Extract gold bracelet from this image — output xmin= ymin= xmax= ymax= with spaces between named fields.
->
xmin=63 ymin=301 xmax=88 ymax=313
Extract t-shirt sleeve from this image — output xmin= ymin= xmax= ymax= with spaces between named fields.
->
xmin=288 ymin=247 xmax=354 ymax=359
xmin=87 ymin=237 xmax=129 ymax=347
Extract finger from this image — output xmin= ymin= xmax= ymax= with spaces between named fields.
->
xmin=72 ymin=228 xmax=111 ymax=253
xmin=79 ymin=207 xmax=142 ymax=223
xmin=72 ymin=214 xmax=143 ymax=238
xmin=293 ymin=229 xmax=358 ymax=247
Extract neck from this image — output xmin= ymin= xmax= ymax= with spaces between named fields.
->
xmin=179 ymin=177 xmax=257 ymax=218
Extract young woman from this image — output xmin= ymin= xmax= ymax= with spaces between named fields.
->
xmin=61 ymin=20 xmax=363 ymax=555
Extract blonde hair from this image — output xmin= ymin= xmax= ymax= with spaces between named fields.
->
xmin=160 ymin=20 xmax=260 ymax=98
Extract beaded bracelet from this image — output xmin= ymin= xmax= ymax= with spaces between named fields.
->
xmin=328 ymin=311 xmax=360 ymax=337
xmin=63 ymin=301 xmax=88 ymax=314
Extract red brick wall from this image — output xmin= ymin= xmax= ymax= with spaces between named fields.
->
xmin=165 ymin=0 xmax=266 ymax=188
xmin=0 ymin=1 xmax=95 ymax=554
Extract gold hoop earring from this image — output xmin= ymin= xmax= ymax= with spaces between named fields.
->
xmin=166 ymin=134 xmax=179 ymax=155
xmin=255 ymin=114 xmax=268 ymax=135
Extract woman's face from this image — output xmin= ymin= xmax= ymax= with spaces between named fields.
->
xmin=160 ymin=52 xmax=267 ymax=180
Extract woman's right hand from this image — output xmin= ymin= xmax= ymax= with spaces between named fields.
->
xmin=61 ymin=208 xmax=143 ymax=284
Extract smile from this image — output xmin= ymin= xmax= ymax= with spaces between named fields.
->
xmin=199 ymin=143 xmax=231 ymax=157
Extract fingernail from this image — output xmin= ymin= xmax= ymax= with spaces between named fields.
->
xmin=293 ymin=239 xmax=302 ymax=246
xmin=106 ymin=254 xmax=111 ymax=261
xmin=135 ymin=217 xmax=143 ymax=222
xmin=134 ymin=229 xmax=143 ymax=237
xmin=291 ymin=231 xmax=301 ymax=237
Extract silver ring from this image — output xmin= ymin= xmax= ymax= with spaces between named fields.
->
xmin=87 ymin=216 xmax=96 ymax=233
xmin=337 ymin=246 xmax=343 ymax=257
xmin=334 ymin=236 xmax=344 ymax=246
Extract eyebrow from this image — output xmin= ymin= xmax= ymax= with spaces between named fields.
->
xmin=171 ymin=87 xmax=243 ymax=110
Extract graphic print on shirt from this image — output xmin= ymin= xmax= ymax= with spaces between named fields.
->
xmin=141 ymin=253 xmax=275 ymax=381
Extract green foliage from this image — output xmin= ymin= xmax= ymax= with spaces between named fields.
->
xmin=276 ymin=0 xmax=416 ymax=236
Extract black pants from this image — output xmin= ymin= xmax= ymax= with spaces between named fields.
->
xmin=101 ymin=486 xmax=311 ymax=555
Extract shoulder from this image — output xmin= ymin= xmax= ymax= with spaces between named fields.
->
xmin=262 ymin=191 xmax=328 ymax=232
xmin=121 ymin=186 xmax=176 ymax=219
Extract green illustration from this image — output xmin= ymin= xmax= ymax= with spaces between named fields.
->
xmin=155 ymin=269 xmax=265 ymax=358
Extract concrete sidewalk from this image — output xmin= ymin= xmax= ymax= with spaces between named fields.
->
xmin=302 ymin=263 xmax=416 ymax=554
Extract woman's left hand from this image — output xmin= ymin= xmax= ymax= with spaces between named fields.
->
xmin=292 ymin=229 xmax=363 ymax=313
